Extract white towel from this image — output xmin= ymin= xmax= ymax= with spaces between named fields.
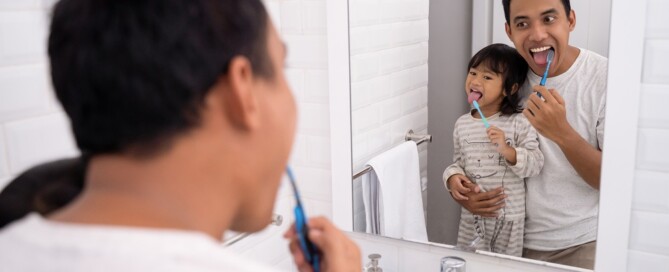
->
xmin=361 ymin=141 xmax=428 ymax=242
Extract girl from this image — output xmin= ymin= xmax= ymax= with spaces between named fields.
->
xmin=444 ymin=43 xmax=544 ymax=256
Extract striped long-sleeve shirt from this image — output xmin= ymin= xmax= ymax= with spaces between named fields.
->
xmin=444 ymin=111 xmax=544 ymax=256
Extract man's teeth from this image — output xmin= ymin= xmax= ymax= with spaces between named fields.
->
xmin=530 ymin=46 xmax=552 ymax=53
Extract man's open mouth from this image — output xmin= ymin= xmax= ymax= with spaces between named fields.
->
xmin=529 ymin=46 xmax=554 ymax=66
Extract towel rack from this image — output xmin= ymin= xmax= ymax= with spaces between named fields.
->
xmin=352 ymin=129 xmax=432 ymax=180
xmin=223 ymin=213 xmax=283 ymax=246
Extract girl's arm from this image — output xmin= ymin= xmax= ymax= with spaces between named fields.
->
xmin=507 ymin=115 xmax=544 ymax=178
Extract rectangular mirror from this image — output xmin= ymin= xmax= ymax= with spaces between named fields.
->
xmin=347 ymin=0 xmax=612 ymax=270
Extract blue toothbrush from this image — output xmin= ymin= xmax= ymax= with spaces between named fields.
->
xmin=286 ymin=166 xmax=321 ymax=272
xmin=537 ymin=50 xmax=555 ymax=98
xmin=472 ymin=100 xmax=490 ymax=129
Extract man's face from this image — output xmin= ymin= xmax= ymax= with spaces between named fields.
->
xmin=505 ymin=0 xmax=575 ymax=76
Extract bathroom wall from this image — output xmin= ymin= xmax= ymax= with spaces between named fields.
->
xmin=349 ymin=0 xmax=430 ymax=177
xmin=626 ymin=0 xmax=669 ymax=270
xmin=348 ymin=0 xmax=430 ymax=231
xmin=0 ymin=0 xmax=332 ymax=271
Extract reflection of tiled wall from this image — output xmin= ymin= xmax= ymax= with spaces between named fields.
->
xmin=349 ymin=0 xmax=430 ymax=231
xmin=349 ymin=0 xmax=430 ymax=177
xmin=0 ymin=1 xmax=332 ymax=271
xmin=628 ymin=0 xmax=669 ymax=270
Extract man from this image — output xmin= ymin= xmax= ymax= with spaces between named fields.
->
xmin=0 ymin=0 xmax=360 ymax=271
xmin=447 ymin=0 xmax=605 ymax=269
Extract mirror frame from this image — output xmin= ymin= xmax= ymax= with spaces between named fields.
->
xmin=327 ymin=1 xmax=647 ymax=271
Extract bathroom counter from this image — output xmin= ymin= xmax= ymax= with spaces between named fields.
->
xmin=347 ymin=232 xmax=591 ymax=272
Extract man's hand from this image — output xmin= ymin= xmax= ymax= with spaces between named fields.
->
xmin=452 ymin=185 xmax=506 ymax=218
xmin=285 ymin=217 xmax=361 ymax=272
xmin=523 ymin=85 xmax=571 ymax=143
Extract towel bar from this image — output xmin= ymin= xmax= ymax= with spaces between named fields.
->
xmin=223 ymin=213 xmax=283 ymax=246
xmin=352 ymin=129 xmax=432 ymax=180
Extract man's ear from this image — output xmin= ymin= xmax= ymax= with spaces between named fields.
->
xmin=505 ymin=22 xmax=512 ymax=40
xmin=219 ymin=56 xmax=261 ymax=130
xmin=568 ymin=10 xmax=577 ymax=32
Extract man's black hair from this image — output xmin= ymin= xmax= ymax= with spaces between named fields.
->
xmin=502 ymin=0 xmax=572 ymax=25
xmin=49 ymin=0 xmax=273 ymax=156
xmin=468 ymin=43 xmax=528 ymax=115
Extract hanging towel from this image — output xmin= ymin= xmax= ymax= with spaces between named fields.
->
xmin=361 ymin=141 xmax=428 ymax=242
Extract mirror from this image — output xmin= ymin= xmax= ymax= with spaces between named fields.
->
xmin=347 ymin=0 xmax=611 ymax=270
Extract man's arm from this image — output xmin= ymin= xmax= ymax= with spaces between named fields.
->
xmin=523 ymin=86 xmax=601 ymax=189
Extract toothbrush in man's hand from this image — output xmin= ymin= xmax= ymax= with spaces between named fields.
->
xmin=537 ymin=50 xmax=555 ymax=98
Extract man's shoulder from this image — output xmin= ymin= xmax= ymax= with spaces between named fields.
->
xmin=580 ymin=49 xmax=609 ymax=73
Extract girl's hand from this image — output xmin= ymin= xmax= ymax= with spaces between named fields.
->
xmin=486 ymin=126 xmax=508 ymax=153
xmin=284 ymin=217 xmax=361 ymax=272
xmin=447 ymin=174 xmax=479 ymax=200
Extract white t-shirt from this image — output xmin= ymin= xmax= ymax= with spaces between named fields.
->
xmin=0 ymin=214 xmax=282 ymax=271
xmin=521 ymin=48 xmax=607 ymax=251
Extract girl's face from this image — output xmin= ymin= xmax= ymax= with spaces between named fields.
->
xmin=465 ymin=64 xmax=505 ymax=113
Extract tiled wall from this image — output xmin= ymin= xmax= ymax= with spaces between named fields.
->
xmin=627 ymin=0 xmax=669 ymax=271
xmin=0 ymin=1 xmax=332 ymax=271
xmin=349 ymin=0 xmax=429 ymax=175
xmin=348 ymin=0 xmax=430 ymax=231
xmin=0 ymin=1 xmax=79 ymax=190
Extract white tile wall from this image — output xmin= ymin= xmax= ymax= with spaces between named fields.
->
xmin=628 ymin=1 xmax=669 ymax=270
xmin=0 ymin=3 xmax=71 ymax=191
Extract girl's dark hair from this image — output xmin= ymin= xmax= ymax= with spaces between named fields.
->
xmin=468 ymin=43 xmax=528 ymax=115
xmin=0 ymin=157 xmax=87 ymax=228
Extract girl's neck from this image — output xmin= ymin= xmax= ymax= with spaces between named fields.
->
xmin=472 ymin=105 xmax=501 ymax=119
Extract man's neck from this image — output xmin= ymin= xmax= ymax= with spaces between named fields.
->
xmin=49 ymin=137 xmax=240 ymax=240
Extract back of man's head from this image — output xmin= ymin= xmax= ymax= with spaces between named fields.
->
xmin=49 ymin=0 xmax=272 ymax=157
xmin=502 ymin=0 xmax=572 ymax=25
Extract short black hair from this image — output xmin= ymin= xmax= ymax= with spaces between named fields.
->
xmin=468 ymin=43 xmax=528 ymax=115
xmin=49 ymin=0 xmax=273 ymax=156
xmin=502 ymin=0 xmax=572 ymax=25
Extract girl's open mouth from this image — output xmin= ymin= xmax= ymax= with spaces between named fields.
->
xmin=468 ymin=90 xmax=483 ymax=104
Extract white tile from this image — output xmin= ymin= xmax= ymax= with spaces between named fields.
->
xmin=304 ymin=69 xmax=328 ymax=104
xmin=629 ymin=211 xmax=669 ymax=256
xmin=280 ymin=0 xmax=302 ymax=34
xmin=633 ymin=170 xmax=669 ymax=213
xmin=646 ymin=0 xmax=669 ymax=38
xmin=298 ymin=103 xmax=329 ymax=136
xmin=290 ymin=134 xmax=307 ymax=165
xmin=306 ymin=135 xmax=330 ymax=168
xmin=366 ymin=126 xmax=392 ymax=156
xmin=401 ymin=87 xmax=426 ymax=115
xmin=636 ymin=128 xmax=669 ymax=172
xmin=303 ymin=1 xmax=326 ymax=34
xmin=639 ymin=84 xmax=669 ymax=129
xmin=0 ymin=10 xmax=48 ymax=66
xmin=352 ymin=104 xmax=380 ymax=133
xmin=0 ymin=127 xmax=8 ymax=178
xmin=351 ymin=79 xmax=373 ymax=110
xmin=402 ymin=42 xmax=429 ymax=68
xmin=0 ymin=64 xmax=52 ymax=122
xmin=285 ymin=68 xmax=305 ymax=101
xmin=5 ymin=113 xmax=78 ymax=175
xmin=643 ymin=40 xmax=669 ymax=84
xmin=380 ymin=97 xmax=402 ymax=124
xmin=351 ymin=53 xmax=380 ymax=82
xmin=41 ymin=0 xmax=59 ymax=10
xmin=303 ymin=198 xmax=332 ymax=219
xmin=264 ymin=0 xmax=281 ymax=31
xmin=0 ymin=0 xmax=41 ymax=9
xmin=292 ymin=165 xmax=331 ymax=202
xmin=628 ymin=250 xmax=669 ymax=272
xmin=380 ymin=1 xmax=404 ymax=24
xmin=283 ymin=34 xmax=328 ymax=69
xmin=349 ymin=0 xmax=380 ymax=27
xmin=378 ymin=48 xmax=404 ymax=75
